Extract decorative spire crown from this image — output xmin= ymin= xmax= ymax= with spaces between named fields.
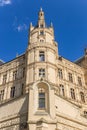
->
xmin=38 ymin=8 xmax=45 ymax=27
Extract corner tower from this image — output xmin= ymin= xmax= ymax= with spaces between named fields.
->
xmin=26 ymin=8 xmax=58 ymax=85
xmin=26 ymin=9 xmax=58 ymax=130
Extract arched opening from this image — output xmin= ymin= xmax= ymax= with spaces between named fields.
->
xmin=36 ymin=82 xmax=49 ymax=111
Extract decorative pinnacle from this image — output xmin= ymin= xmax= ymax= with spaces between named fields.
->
xmin=30 ymin=22 xmax=32 ymax=27
xmin=85 ymin=48 xmax=87 ymax=55
xmin=51 ymin=22 xmax=53 ymax=27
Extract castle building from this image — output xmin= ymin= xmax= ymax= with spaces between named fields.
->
xmin=0 ymin=9 xmax=87 ymax=130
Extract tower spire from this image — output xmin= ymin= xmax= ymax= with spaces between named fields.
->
xmin=38 ymin=8 xmax=45 ymax=27
xmin=40 ymin=7 xmax=42 ymax=11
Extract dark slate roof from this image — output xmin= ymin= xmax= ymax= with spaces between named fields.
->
xmin=0 ymin=60 xmax=4 ymax=65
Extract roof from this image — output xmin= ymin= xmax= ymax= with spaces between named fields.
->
xmin=74 ymin=56 xmax=85 ymax=64
xmin=0 ymin=60 xmax=4 ymax=65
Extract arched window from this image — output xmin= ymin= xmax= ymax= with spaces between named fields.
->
xmin=59 ymin=84 xmax=65 ymax=96
xmin=38 ymin=88 xmax=45 ymax=109
xmin=70 ymin=88 xmax=75 ymax=100
xmin=80 ymin=92 xmax=85 ymax=103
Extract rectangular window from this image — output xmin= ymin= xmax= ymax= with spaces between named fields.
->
xmin=59 ymin=84 xmax=65 ymax=96
xmin=39 ymin=69 xmax=45 ymax=77
xmin=68 ymin=73 xmax=73 ymax=82
xmin=58 ymin=69 xmax=63 ymax=79
xmin=39 ymin=51 xmax=45 ymax=61
xmin=40 ymin=39 xmax=44 ymax=43
xmin=70 ymin=88 xmax=75 ymax=100
xmin=78 ymin=77 xmax=82 ymax=86
xmin=10 ymin=86 xmax=15 ymax=98
xmin=80 ymin=92 xmax=85 ymax=102
xmin=39 ymin=92 xmax=45 ymax=108
xmin=0 ymin=90 xmax=4 ymax=101
xmin=21 ymin=83 xmax=24 ymax=95
xmin=13 ymin=71 xmax=17 ymax=80
xmin=23 ymin=67 xmax=25 ymax=78
xmin=84 ymin=111 xmax=87 ymax=117
xmin=3 ymin=74 xmax=7 ymax=84
xmin=40 ymin=31 xmax=44 ymax=35
xmin=40 ymin=24 xmax=44 ymax=28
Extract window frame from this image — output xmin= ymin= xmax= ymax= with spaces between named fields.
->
xmin=78 ymin=76 xmax=82 ymax=86
xmin=39 ymin=51 xmax=45 ymax=61
xmin=70 ymin=88 xmax=75 ymax=100
xmin=58 ymin=68 xmax=63 ymax=79
xmin=38 ymin=87 xmax=46 ymax=110
xmin=40 ymin=30 xmax=44 ymax=35
xmin=68 ymin=73 xmax=73 ymax=83
xmin=13 ymin=71 xmax=17 ymax=80
xmin=0 ymin=90 xmax=4 ymax=101
xmin=80 ymin=92 xmax=85 ymax=103
xmin=39 ymin=68 xmax=45 ymax=78
xmin=3 ymin=74 xmax=7 ymax=84
xmin=10 ymin=86 xmax=15 ymax=98
xmin=59 ymin=84 xmax=65 ymax=96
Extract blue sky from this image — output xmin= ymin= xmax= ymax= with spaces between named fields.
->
xmin=0 ymin=0 xmax=87 ymax=62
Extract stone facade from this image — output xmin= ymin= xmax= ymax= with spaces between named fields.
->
xmin=0 ymin=8 xmax=87 ymax=130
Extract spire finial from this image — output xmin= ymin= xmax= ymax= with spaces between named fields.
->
xmin=40 ymin=7 xmax=42 ymax=12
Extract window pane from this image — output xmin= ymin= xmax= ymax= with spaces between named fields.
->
xmin=10 ymin=87 xmax=15 ymax=98
xmin=39 ymin=69 xmax=45 ymax=77
xmin=58 ymin=69 xmax=63 ymax=79
xmin=40 ymin=31 xmax=44 ymax=35
xmin=70 ymin=88 xmax=75 ymax=99
xmin=39 ymin=93 xmax=45 ymax=108
xmin=78 ymin=77 xmax=82 ymax=86
xmin=69 ymin=73 xmax=73 ymax=82
xmin=39 ymin=93 xmax=45 ymax=98
xmin=39 ymin=51 xmax=45 ymax=61
xmin=39 ymin=98 xmax=45 ymax=108
xmin=60 ymin=85 xmax=65 ymax=96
